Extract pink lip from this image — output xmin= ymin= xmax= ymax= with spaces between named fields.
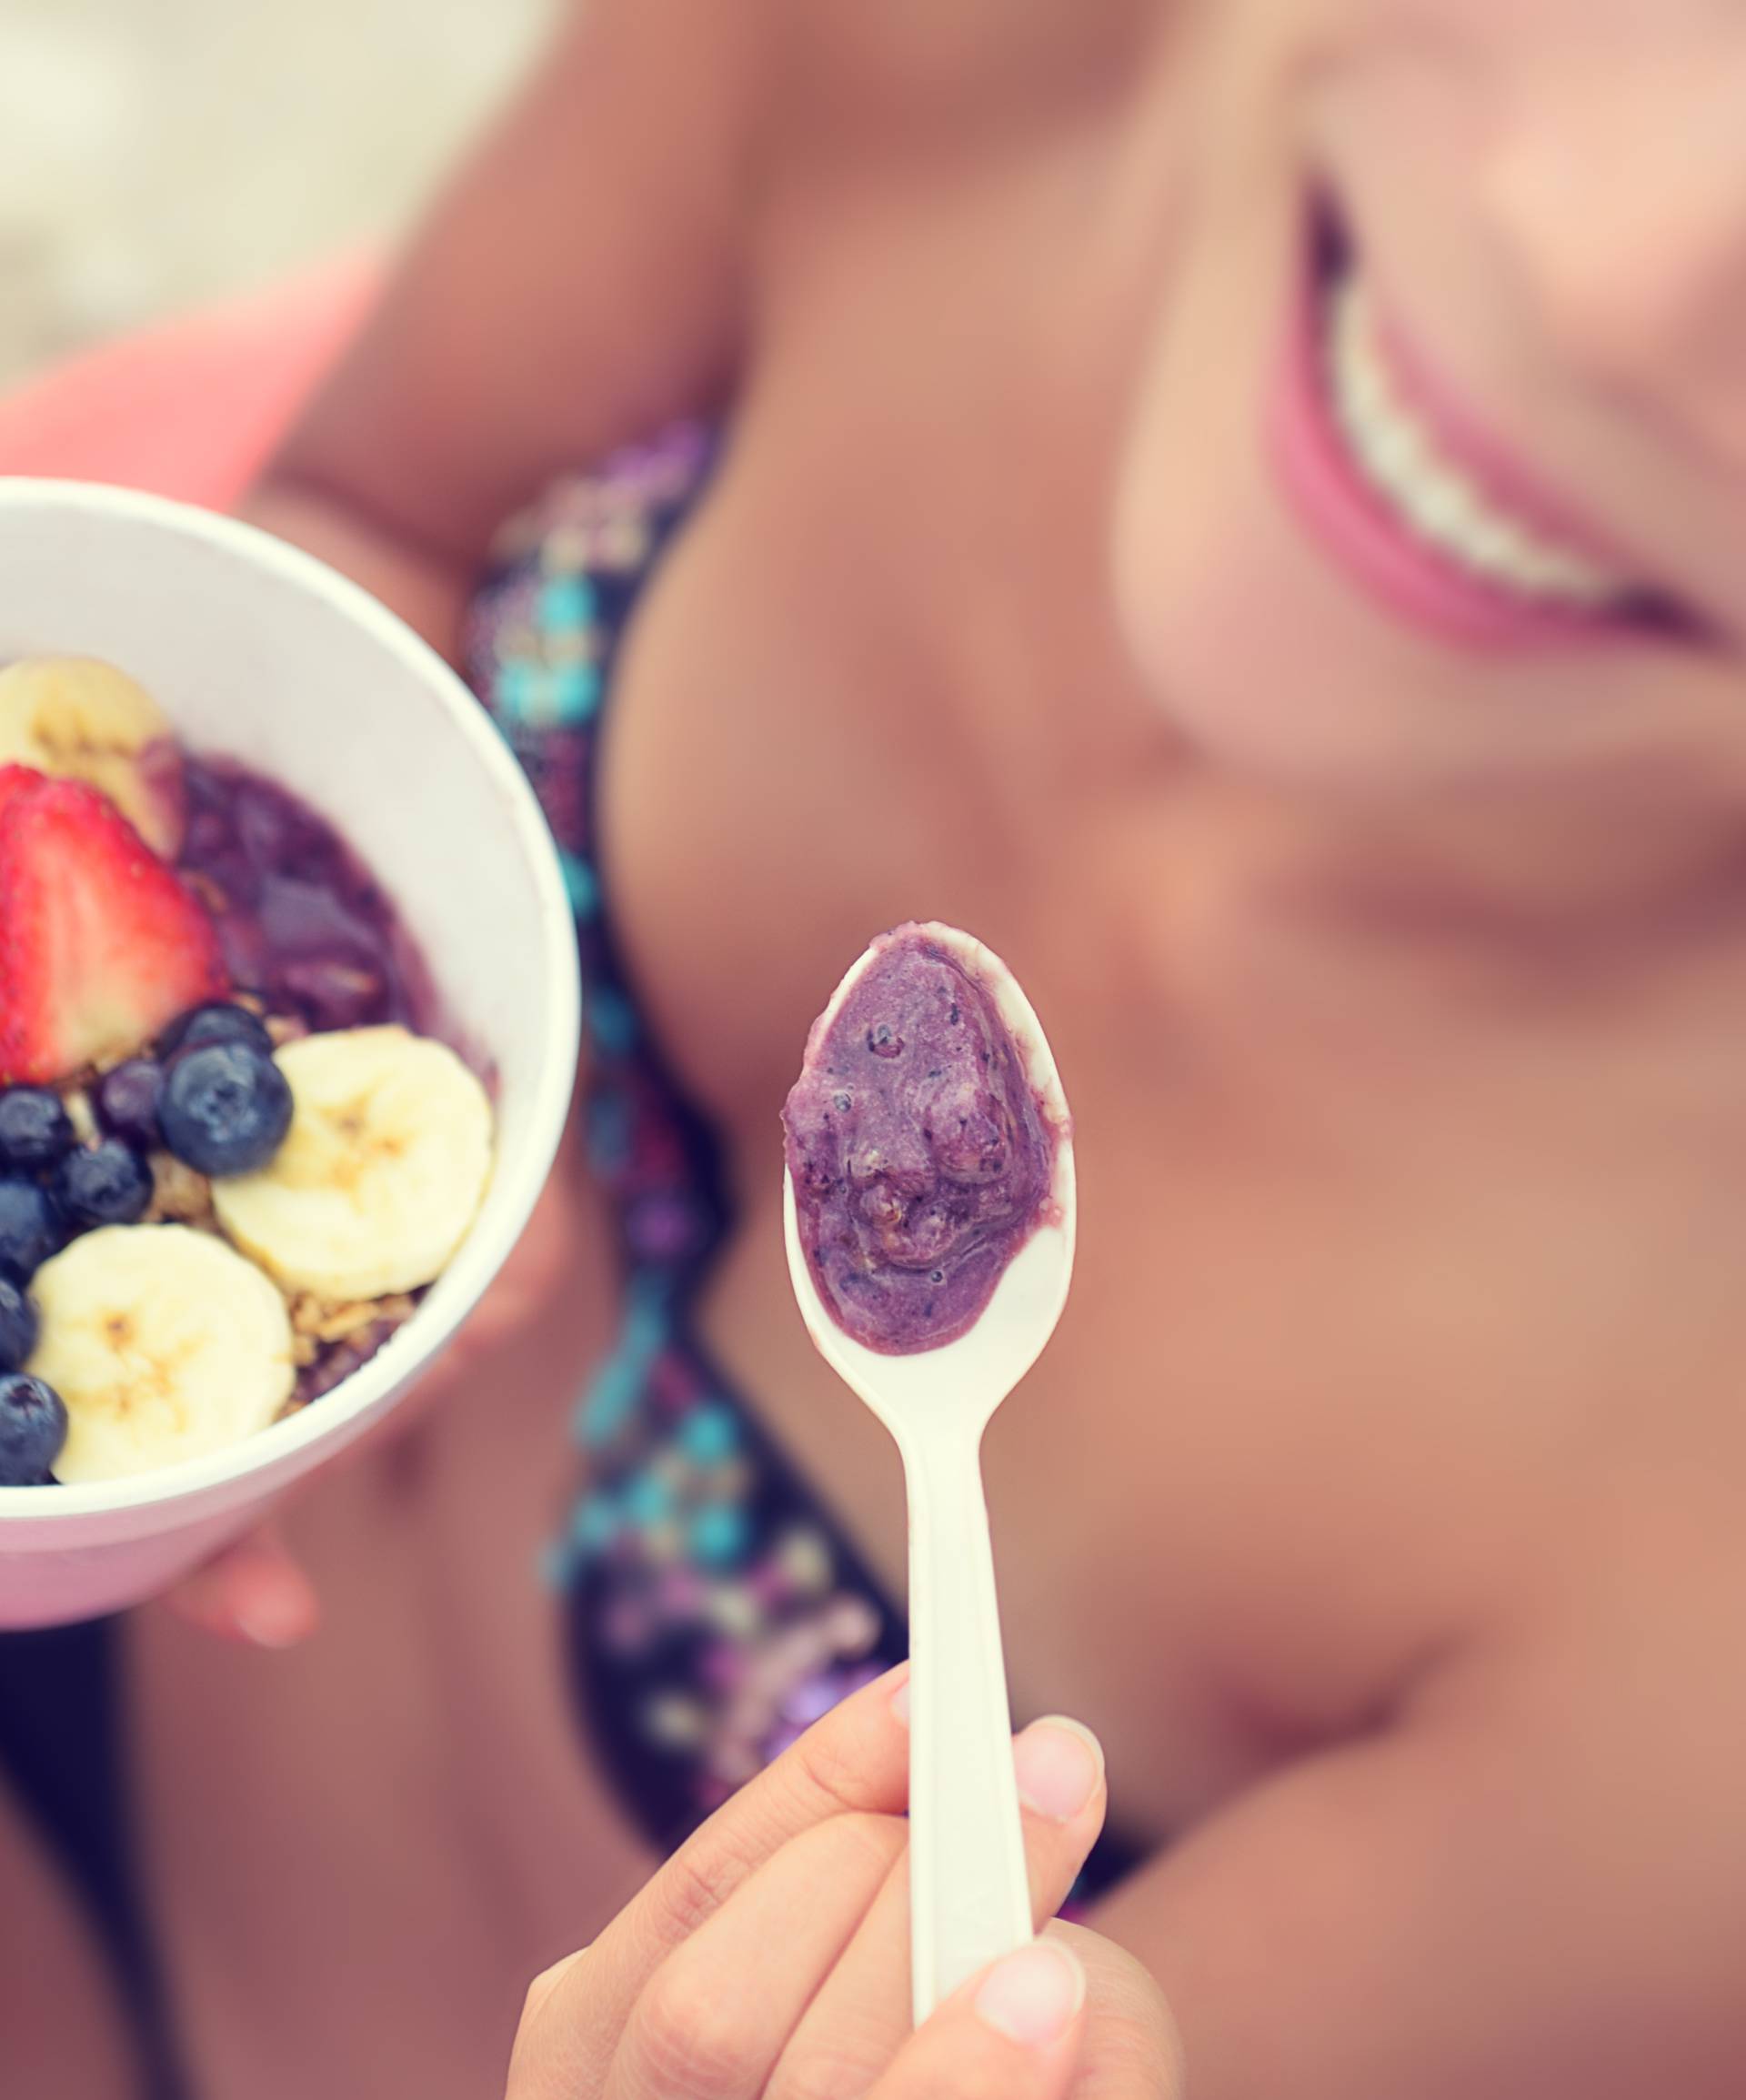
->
xmin=1269 ymin=232 xmax=1648 ymax=653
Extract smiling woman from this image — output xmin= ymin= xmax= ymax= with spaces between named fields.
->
xmin=10 ymin=2 xmax=1746 ymax=2098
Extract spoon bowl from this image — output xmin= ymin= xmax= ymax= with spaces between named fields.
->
xmin=782 ymin=920 xmax=1076 ymax=2021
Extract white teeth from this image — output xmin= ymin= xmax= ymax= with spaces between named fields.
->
xmin=1323 ymin=274 xmax=1633 ymax=610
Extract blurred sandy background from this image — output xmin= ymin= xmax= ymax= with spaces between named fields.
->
xmin=0 ymin=0 xmax=559 ymax=387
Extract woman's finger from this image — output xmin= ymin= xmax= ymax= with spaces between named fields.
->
xmin=603 ymin=1812 xmax=908 ymax=2100
xmin=862 ymin=1938 xmax=1089 ymax=2100
xmin=770 ymin=1715 xmax=1109 ymax=2097
xmin=867 ymin=1923 xmax=1186 ymax=2100
xmin=523 ymin=1665 xmax=913 ymax=2093
xmin=158 ymin=1521 xmax=320 ymax=1648
xmin=1050 ymin=1924 xmax=1185 ymax=2100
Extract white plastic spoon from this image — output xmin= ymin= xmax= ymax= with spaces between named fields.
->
xmin=782 ymin=921 xmax=1077 ymax=2024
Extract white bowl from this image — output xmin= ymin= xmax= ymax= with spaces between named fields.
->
xmin=0 ymin=479 xmax=580 ymax=1626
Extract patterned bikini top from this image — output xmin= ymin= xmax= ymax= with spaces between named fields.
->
xmin=464 ymin=426 xmax=1131 ymax=1899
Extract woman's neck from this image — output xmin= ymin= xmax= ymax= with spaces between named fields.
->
xmin=1119 ymin=760 xmax=1746 ymax=1070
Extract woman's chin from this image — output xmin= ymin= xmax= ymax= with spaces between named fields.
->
xmin=1115 ymin=477 xmax=1511 ymax=799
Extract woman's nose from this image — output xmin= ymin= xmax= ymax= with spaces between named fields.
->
xmin=1480 ymin=52 xmax=1746 ymax=465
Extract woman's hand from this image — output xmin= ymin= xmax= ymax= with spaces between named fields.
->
xmin=507 ymin=1666 xmax=1181 ymax=2099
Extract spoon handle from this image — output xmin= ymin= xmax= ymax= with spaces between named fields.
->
xmin=902 ymin=1418 xmax=1034 ymax=2024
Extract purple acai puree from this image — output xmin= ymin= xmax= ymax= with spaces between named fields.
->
xmin=172 ymin=755 xmax=458 ymax=1409
xmin=176 ymin=755 xmax=436 ymax=1036
xmin=782 ymin=927 xmax=1058 ymax=1355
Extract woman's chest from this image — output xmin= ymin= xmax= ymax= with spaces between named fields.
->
xmin=598 ymin=111 xmax=1169 ymax=1129
xmin=598 ymin=361 xmax=1746 ymax=1830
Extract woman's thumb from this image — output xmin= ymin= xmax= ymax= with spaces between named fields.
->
xmin=866 ymin=1939 xmax=1088 ymax=2100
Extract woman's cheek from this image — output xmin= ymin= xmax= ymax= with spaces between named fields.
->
xmin=1110 ymin=372 xmax=1546 ymax=802
xmin=1111 ymin=376 xmax=1383 ymax=787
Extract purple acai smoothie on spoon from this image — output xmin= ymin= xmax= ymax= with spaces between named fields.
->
xmin=782 ymin=925 xmax=1059 ymax=1355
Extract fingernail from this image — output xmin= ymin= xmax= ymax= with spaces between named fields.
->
xmin=891 ymin=1679 xmax=911 ymax=1725
xmin=975 ymin=1939 xmax=1086 ymax=2048
xmin=233 ymin=1594 xmax=307 ymax=1650
xmin=1013 ymin=1716 xmax=1104 ymax=1823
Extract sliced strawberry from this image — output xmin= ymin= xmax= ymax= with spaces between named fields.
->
xmin=0 ymin=774 xmax=229 ymax=1084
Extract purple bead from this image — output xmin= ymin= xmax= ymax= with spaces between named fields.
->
xmin=778 ymin=1675 xmax=842 ymax=1730
xmin=698 ymin=1643 xmax=745 ymax=1693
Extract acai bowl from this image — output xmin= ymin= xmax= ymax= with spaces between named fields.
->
xmin=0 ymin=480 xmax=579 ymax=1626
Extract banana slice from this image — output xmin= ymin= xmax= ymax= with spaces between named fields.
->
xmin=212 ymin=1026 xmax=494 ymax=1301
xmin=28 ymin=1225 xmax=296 ymax=1484
xmin=0 ymin=655 xmax=186 ymax=856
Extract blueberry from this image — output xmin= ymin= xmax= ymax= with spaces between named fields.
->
xmin=157 ymin=1001 xmax=274 ymax=1060
xmin=0 ymin=1277 xmax=36 ymax=1372
xmin=0 ymin=1088 xmax=74 ymax=1171
xmin=0 ymin=1372 xmax=66 ymax=1485
xmin=95 ymin=1060 xmax=166 ymax=1150
xmin=52 ymin=1140 xmax=154 ymax=1230
xmin=158 ymin=1041 xmax=292 ymax=1176
xmin=0 ymin=1178 xmax=61 ymax=1281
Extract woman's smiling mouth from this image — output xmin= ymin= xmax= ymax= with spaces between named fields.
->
xmin=1273 ymin=200 xmax=1699 ymax=650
